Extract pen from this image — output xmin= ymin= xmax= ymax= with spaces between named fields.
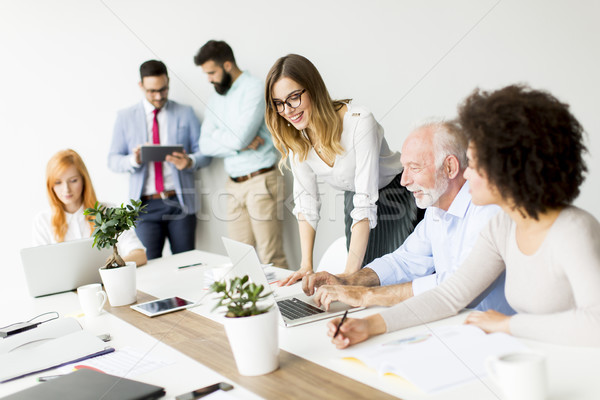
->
xmin=333 ymin=310 xmax=349 ymax=338
xmin=178 ymin=262 xmax=204 ymax=270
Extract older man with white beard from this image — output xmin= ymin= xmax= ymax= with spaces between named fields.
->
xmin=302 ymin=119 xmax=514 ymax=314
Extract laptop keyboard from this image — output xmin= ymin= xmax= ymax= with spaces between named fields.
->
xmin=277 ymin=298 xmax=325 ymax=320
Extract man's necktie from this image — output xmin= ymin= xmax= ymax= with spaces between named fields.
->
xmin=152 ymin=108 xmax=164 ymax=194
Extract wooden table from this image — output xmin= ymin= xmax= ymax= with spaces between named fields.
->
xmin=107 ymin=290 xmax=400 ymax=400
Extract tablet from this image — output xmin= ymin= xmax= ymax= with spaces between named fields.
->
xmin=140 ymin=145 xmax=184 ymax=163
xmin=130 ymin=296 xmax=194 ymax=317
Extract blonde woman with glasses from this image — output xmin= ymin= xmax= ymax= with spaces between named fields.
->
xmin=265 ymin=54 xmax=421 ymax=286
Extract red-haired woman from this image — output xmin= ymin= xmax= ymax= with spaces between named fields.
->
xmin=33 ymin=149 xmax=147 ymax=266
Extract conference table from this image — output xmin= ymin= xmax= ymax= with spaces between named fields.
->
xmin=2 ymin=250 xmax=600 ymax=399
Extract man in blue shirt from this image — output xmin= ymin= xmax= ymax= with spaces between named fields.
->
xmin=302 ymin=119 xmax=514 ymax=314
xmin=194 ymin=40 xmax=287 ymax=268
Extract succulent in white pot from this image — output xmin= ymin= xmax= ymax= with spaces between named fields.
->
xmin=210 ymin=275 xmax=279 ymax=376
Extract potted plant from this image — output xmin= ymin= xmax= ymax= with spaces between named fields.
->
xmin=84 ymin=200 xmax=145 ymax=307
xmin=210 ymin=275 xmax=279 ymax=376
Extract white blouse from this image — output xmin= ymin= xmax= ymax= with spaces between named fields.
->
xmin=290 ymin=104 xmax=402 ymax=231
xmin=32 ymin=204 xmax=145 ymax=256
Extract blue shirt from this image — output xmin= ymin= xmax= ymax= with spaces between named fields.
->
xmin=200 ymin=72 xmax=279 ymax=177
xmin=368 ymin=182 xmax=515 ymax=314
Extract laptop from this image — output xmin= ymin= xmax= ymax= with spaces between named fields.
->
xmin=20 ymin=238 xmax=112 ymax=297
xmin=222 ymin=237 xmax=362 ymax=327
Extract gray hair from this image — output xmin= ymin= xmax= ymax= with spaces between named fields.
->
xmin=411 ymin=117 xmax=468 ymax=170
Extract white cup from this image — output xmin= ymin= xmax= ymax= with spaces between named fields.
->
xmin=77 ymin=283 xmax=107 ymax=318
xmin=486 ymin=352 xmax=547 ymax=400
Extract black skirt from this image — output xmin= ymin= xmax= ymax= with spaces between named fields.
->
xmin=344 ymin=173 xmax=423 ymax=267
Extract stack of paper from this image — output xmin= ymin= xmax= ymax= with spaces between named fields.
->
xmin=345 ymin=325 xmax=529 ymax=393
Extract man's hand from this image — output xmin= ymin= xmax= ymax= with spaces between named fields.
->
xmin=133 ymin=145 xmax=142 ymax=165
xmin=464 ymin=310 xmax=511 ymax=334
xmin=278 ymin=267 xmax=313 ymax=287
xmin=302 ymin=271 xmax=344 ymax=296
xmin=241 ymin=135 xmax=265 ymax=151
xmin=166 ymin=151 xmax=191 ymax=170
xmin=327 ymin=314 xmax=386 ymax=349
xmin=314 ymin=285 xmax=367 ymax=310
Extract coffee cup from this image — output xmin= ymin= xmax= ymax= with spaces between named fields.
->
xmin=486 ymin=352 xmax=547 ymax=400
xmin=77 ymin=283 xmax=107 ymax=318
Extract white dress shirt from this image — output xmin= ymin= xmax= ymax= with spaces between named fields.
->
xmin=32 ymin=204 xmax=145 ymax=256
xmin=133 ymin=99 xmax=176 ymax=196
xmin=368 ymin=182 xmax=513 ymax=313
xmin=290 ymin=104 xmax=402 ymax=231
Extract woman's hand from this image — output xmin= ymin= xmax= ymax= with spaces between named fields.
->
xmin=464 ymin=310 xmax=511 ymax=334
xmin=278 ymin=267 xmax=313 ymax=287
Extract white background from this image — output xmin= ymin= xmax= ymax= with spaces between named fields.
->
xmin=1 ymin=0 xmax=599 ymax=290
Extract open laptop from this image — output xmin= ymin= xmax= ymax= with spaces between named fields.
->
xmin=222 ymin=237 xmax=362 ymax=327
xmin=20 ymin=238 xmax=112 ymax=297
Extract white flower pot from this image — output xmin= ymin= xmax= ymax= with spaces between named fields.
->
xmin=223 ymin=308 xmax=279 ymax=376
xmin=99 ymin=261 xmax=137 ymax=306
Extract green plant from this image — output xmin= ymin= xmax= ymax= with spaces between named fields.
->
xmin=83 ymin=200 xmax=146 ymax=269
xmin=210 ymin=275 xmax=272 ymax=318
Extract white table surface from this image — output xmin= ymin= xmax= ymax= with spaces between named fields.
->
xmin=0 ymin=252 xmax=260 ymax=400
xmin=3 ymin=250 xmax=600 ymax=399
xmin=136 ymin=250 xmax=600 ymax=400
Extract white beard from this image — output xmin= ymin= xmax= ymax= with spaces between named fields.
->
xmin=407 ymin=173 xmax=449 ymax=209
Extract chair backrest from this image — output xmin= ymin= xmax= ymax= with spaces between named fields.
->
xmin=316 ymin=236 xmax=348 ymax=274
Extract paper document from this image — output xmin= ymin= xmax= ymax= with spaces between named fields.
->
xmin=345 ymin=325 xmax=529 ymax=393
xmin=57 ymin=346 xmax=174 ymax=377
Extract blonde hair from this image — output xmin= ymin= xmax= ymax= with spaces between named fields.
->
xmin=265 ymin=54 xmax=348 ymax=169
xmin=45 ymin=149 xmax=97 ymax=242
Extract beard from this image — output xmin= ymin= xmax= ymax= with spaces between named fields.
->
xmin=213 ymin=71 xmax=233 ymax=95
xmin=407 ymin=172 xmax=449 ymax=209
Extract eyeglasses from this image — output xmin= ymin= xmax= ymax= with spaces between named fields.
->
xmin=144 ymin=86 xmax=169 ymax=95
xmin=272 ymin=89 xmax=306 ymax=113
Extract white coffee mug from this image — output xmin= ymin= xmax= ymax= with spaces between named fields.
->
xmin=486 ymin=352 xmax=547 ymax=400
xmin=77 ymin=283 xmax=107 ymax=318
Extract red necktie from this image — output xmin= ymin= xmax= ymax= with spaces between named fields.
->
xmin=152 ymin=108 xmax=164 ymax=193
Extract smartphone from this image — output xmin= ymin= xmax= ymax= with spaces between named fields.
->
xmin=130 ymin=297 xmax=194 ymax=317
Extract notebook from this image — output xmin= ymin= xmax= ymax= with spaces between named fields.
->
xmin=3 ymin=368 xmax=165 ymax=400
xmin=222 ymin=237 xmax=362 ymax=327
xmin=20 ymin=238 xmax=112 ymax=297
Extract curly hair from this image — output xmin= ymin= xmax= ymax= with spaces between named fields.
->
xmin=458 ymin=84 xmax=587 ymax=220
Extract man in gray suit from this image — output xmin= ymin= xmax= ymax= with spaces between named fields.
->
xmin=108 ymin=60 xmax=210 ymax=259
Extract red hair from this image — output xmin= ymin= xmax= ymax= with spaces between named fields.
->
xmin=45 ymin=149 xmax=97 ymax=242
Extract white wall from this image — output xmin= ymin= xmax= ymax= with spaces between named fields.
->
xmin=2 ymin=0 xmax=599 ymax=290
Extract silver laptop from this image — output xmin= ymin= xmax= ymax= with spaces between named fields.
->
xmin=222 ymin=237 xmax=361 ymax=327
xmin=20 ymin=238 xmax=112 ymax=297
